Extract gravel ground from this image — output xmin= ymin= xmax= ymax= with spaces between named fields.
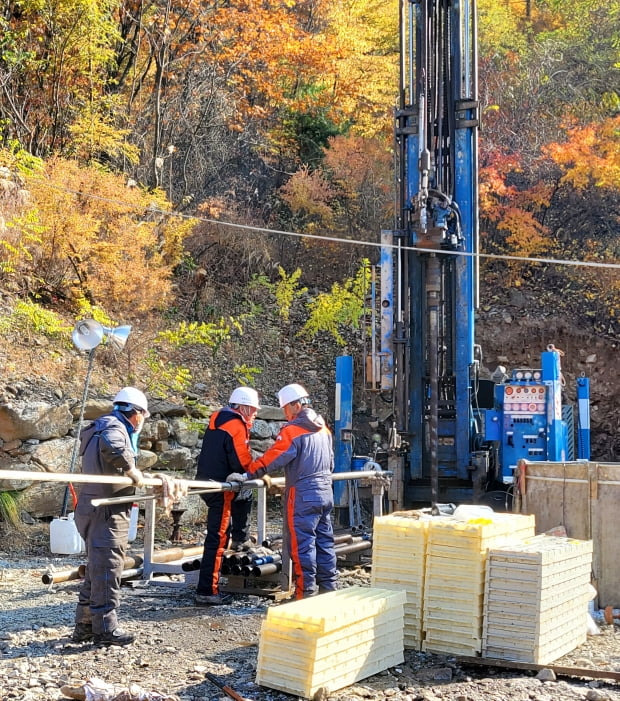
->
xmin=1 ymin=536 xmax=620 ymax=701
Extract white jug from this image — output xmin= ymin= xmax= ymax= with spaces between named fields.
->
xmin=50 ymin=513 xmax=85 ymax=554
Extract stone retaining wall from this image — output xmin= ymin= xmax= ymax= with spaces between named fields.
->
xmin=0 ymin=397 xmax=285 ymax=521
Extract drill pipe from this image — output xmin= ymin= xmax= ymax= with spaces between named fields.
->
xmin=181 ymin=558 xmax=202 ymax=572
xmin=41 ymin=567 xmax=83 ymax=585
xmin=41 ymin=545 xmax=204 ymax=584
xmin=120 ymin=567 xmax=143 ymax=581
xmin=334 ymin=533 xmax=354 ymax=545
xmin=251 ymin=553 xmax=281 ymax=567
xmin=224 ymin=552 xmax=245 ymax=563
xmin=251 ymin=562 xmax=282 ymax=577
xmin=334 ymin=540 xmax=372 ymax=556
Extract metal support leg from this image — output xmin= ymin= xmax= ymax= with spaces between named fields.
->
xmin=257 ymin=487 xmax=267 ymax=546
xmin=142 ymin=499 xmax=156 ymax=580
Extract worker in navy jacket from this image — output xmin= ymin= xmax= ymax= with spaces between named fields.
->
xmin=234 ymin=383 xmax=337 ymax=599
xmin=194 ymin=387 xmax=260 ymax=606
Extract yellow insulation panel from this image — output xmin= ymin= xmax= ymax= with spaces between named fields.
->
xmin=256 ymin=587 xmax=405 ymax=699
xmin=482 ymin=535 xmax=592 ymax=663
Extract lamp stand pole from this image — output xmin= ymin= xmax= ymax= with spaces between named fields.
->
xmin=60 ymin=348 xmax=97 ymax=517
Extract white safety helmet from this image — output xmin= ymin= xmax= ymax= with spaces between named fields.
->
xmin=278 ymin=383 xmax=309 ymax=408
xmin=113 ymin=387 xmax=150 ymax=417
xmin=229 ymin=386 xmax=260 ymax=409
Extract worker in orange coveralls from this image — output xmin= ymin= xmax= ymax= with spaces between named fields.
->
xmin=194 ymin=387 xmax=260 ymax=606
xmin=228 ymin=383 xmax=337 ymax=599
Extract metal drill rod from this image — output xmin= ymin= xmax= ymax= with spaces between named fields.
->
xmin=89 ymin=480 xmax=267 ymax=507
xmin=89 ymin=470 xmax=389 ymax=507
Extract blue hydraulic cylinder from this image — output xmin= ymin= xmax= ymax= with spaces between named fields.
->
xmin=333 ymin=355 xmax=353 ymax=507
xmin=380 ymin=230 xmax=394 ymax=390
xmin=541 ymin=350 xmax=565 ymax=461
xmin=577 ymin=376 xmax=591 ymax=460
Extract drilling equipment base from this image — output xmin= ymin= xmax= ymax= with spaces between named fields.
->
xmin=219 ymin=528 xmax=373 ymax=599
xmin=221 ymin=575 xmax=292 ymax=601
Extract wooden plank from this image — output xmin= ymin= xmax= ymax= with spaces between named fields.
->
xmin=596 ymin=463 xmax=620 ymax=607
xmin=518 ymin=460 xmax=620 ymax=607
xmin=457 ymin=655 xmax=620 ymax=682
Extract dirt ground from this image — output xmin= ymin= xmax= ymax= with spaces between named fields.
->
xmin=1 ymin=522 xmax=620 ymax=701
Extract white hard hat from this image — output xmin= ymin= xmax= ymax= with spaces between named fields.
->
xmin=113 ymin=387 xmax=150 ymax=417
xmin=278 ymin=383 xmax=309 ymax=408
xmin=229 ymin=386 xmax=260 ymax=409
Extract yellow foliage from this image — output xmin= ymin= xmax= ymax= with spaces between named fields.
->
xmin=69 ymin=103 xmax=140 ymax=165
xmin=301 ymin=259 xmax=370 ymax=344
xmin=320 ymin=0 xmax=399 ymax=138
xmin=21 ymin=158 xmax=191 ymax=314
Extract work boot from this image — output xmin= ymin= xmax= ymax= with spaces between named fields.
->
xmin=93 ymin=628 xmax=134 ymax=647
xmin=71 ymin=623 xmax=93 ymax=643
xmin=230 ymin=539 xmax=253 ymax=552
xmin=194 ymin=593 xmax=232 ymax=606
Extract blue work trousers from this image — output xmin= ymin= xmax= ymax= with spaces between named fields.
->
xmin=284 ymin=486 xmax=337 ymax=598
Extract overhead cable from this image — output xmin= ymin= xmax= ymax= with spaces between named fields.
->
xmin=28 ymin=178 xmax=620 ymax=272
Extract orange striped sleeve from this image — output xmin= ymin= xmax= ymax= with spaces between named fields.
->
xmin=220 ymin=417 xmax=252 ymax=470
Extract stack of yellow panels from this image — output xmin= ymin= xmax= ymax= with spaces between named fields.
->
xmin=256 ymin=587 xmax=405 ymax=699
xmin=483 ymin=535 xmax=593 ymax=663
xmin=370 ymin=511 xmax=430 ymax=650
xmin=422 ymin=514 xmax=536 ymax=656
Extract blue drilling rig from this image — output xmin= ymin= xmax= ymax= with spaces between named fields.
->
xmin=333 ymin=0 xmax=590 ymax=514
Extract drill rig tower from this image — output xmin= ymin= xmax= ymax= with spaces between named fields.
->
xmin=384 ymin=0 xmax=488 ymax=506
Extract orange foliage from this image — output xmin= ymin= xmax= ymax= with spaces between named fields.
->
xmin=479 ymin=155 xmax=553 ymax=258
xmin=322 ymin=134 xmax=393 ymax=235
xmin=545 ymin=116 xmax=620 ymax=190
xmin=24 ymin=158 xmax=190 ymax=314
xmin=279 ymin=165 xmax=335 ymax=232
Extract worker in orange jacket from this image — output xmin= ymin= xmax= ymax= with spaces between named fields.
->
xmin=229 ymin=383 xmax=337 ymax=599
xmin=194 ymin=387 xmax=260 ymax=606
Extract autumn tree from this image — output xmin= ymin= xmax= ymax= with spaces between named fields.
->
xmin=3 ymin=156 xmax=191 ymax=315
xmin=0 ymin=0 xmax=127 ymax=159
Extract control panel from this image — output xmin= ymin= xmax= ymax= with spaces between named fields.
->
xmin=496 ymin=370 xmax=549 ymax=483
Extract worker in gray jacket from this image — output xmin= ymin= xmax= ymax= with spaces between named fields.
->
xmin=231 ymin=383 xmax=337 ymax=599
xmin=72 ymin=387 xmax=149 ymax=646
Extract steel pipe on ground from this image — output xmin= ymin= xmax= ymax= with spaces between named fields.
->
xmin=251 ymin=562 xmax=282 ymax=577
xmin=334 ymin=540 xmax=372 ymax=556
xmin=333 ymin=533 xmax=354 ymax=545
xmin=41 ymin=567 xmax=82 ymax=585
xmin=181 ymin=559 xmax=201 ymax=572
xmin=120 ymin=567 xmax=142 ymax=581
xmin=41 ymin=545 xmax=203 ymax=584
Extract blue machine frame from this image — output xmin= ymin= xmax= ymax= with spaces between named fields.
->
xmin=332 ymin=1 xmax=590 ymax=508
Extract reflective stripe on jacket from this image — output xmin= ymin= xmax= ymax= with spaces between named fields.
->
xmin=196 ymin=407 xmax=252 ymax=483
